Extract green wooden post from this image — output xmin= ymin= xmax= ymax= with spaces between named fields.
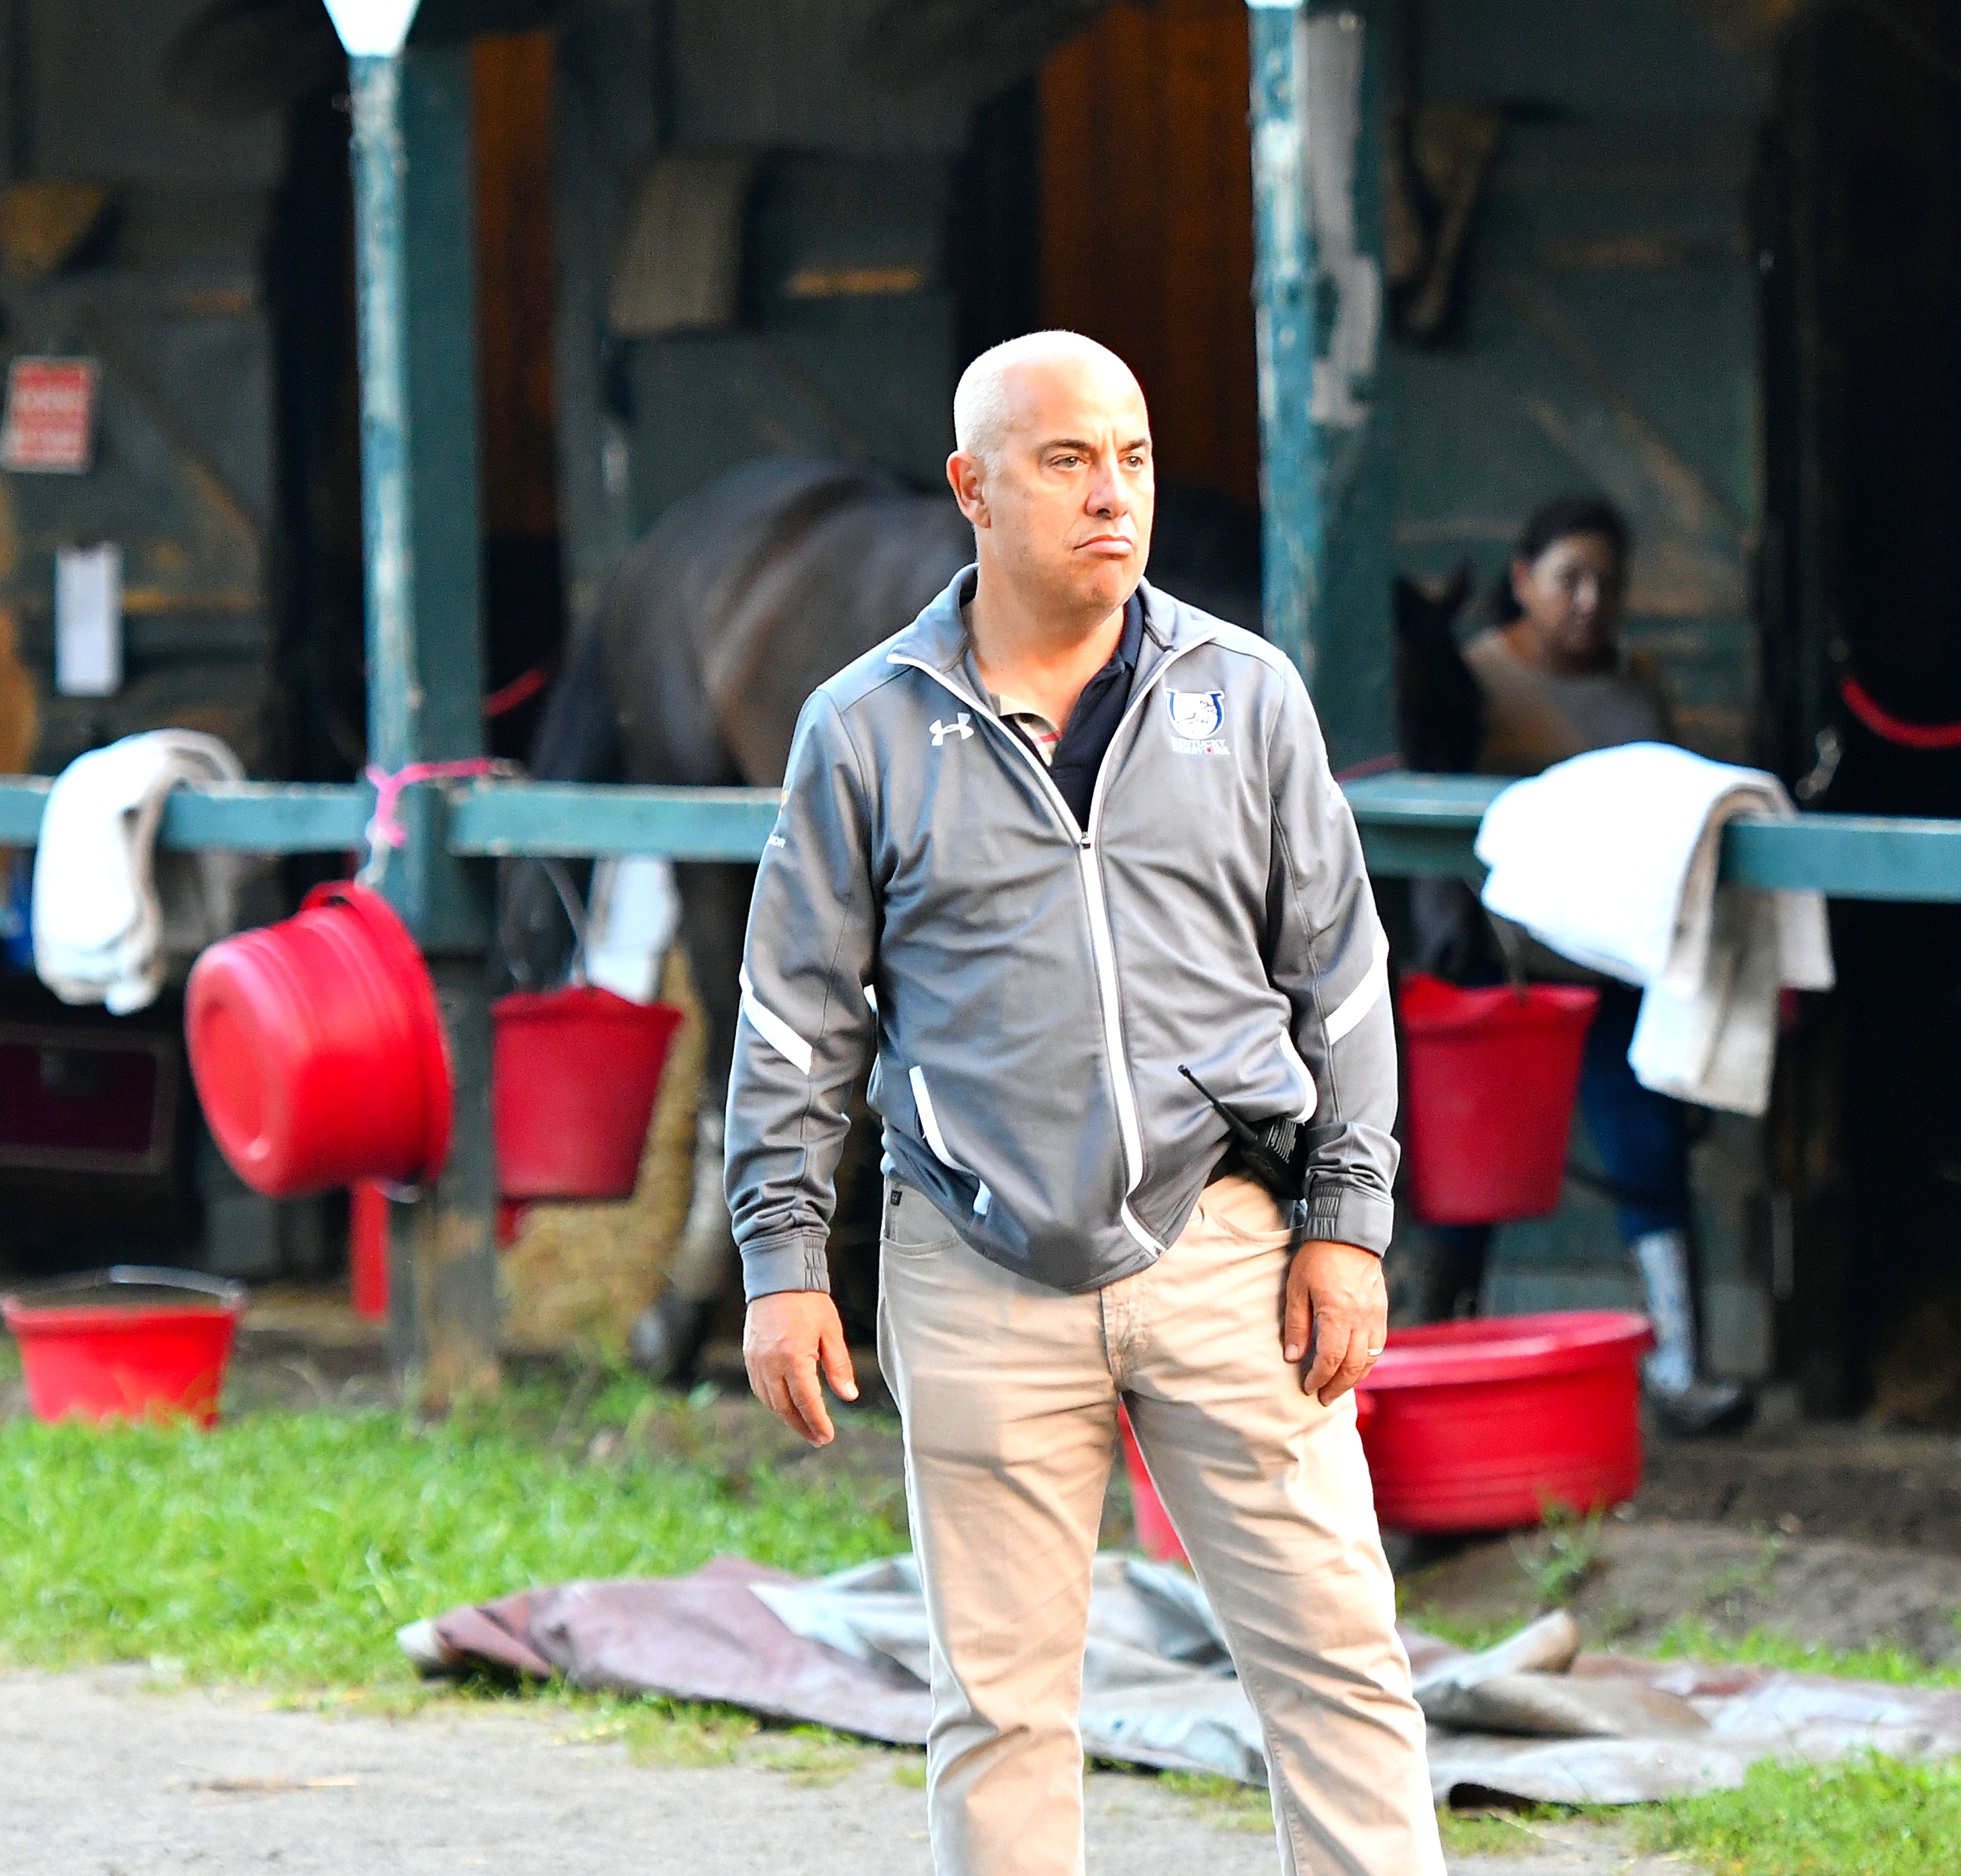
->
xmin=346 ymin=34 xmax=500 ymax=1407
xmin=1247 ymin=0 xmax=1394 ymax=774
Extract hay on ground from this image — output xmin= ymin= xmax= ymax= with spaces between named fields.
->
xmin=498 ymin=948 xmax=707 ymax=1355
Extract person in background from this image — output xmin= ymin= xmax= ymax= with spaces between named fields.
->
xmin=1413 ymin=495 xmax=1751 ymax=1437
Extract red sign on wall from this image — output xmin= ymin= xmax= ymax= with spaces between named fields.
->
xmin=0 ymin=357 xmax=98 ymax=473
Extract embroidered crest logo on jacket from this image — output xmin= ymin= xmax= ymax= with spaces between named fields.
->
xmin=1167 ymin=689 xmax=1228 ymax=754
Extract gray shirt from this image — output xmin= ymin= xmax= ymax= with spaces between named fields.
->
xmin=1464 ymin=628 xmax=1674 ymax=778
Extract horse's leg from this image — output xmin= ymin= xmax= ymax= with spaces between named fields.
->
xmin=494 ymin=613 xmax=622 ymax=991
xmin=626 ymin=859 xmax=753 ymax=1382
xmin=601 ymin=519 xmax=759 ymax=1385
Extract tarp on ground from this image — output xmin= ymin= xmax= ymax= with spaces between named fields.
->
xmin=399 ymin=1554 xmax=1961 ymax=1805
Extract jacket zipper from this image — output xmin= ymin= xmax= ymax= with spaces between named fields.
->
xmin=889 ymin=634 xmax=1214 ymax=1251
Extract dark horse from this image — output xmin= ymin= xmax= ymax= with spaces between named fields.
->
xmin=498 ymin=457 xmax=1263 ymax=1379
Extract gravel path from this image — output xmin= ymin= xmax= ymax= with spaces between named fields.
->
xmin=1 ymin=1669 xmax=1680 ymax=1875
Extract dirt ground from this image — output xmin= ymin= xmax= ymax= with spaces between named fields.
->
xmin=0 ymin=1667 xmax=1668 ymax=1876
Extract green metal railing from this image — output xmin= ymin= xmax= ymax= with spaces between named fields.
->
xmin=6 ymin=772 xmax=1958 ymax=902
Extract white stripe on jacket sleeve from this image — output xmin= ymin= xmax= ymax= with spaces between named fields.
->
xmin=738 ymin=966 xmax=814 ymax=1075
xmin=1324 ymin=929 xmax=1391 ymax=1046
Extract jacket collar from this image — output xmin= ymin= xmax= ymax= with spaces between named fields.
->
xmin=887 ymin=567 xmax=1204 ymax=680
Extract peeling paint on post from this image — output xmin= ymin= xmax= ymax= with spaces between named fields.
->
xmin=347 ymin=46 xmax=499 ymax=1407
xmin=1247 ymin=2 xmax=1394 ymax=774
xmin=348 ymin=55 xmax=414 ymax=775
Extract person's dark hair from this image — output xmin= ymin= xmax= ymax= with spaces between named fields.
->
xmin=1487 ymin=494 xmax=1632 ymax=623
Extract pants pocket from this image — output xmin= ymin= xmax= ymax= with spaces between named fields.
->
xmin=1192 ymin=1174 xmax=1298 ymax=1248
xmin=881 ymin=1179 xmax=959 ymax=1257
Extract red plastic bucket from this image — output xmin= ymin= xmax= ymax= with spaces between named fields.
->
xmin=186 ymin=883 xmax=453 ymax=1199
xmin=1356 ymin=1311 xmax=1653 ymax=1532
xmin=1398 ymin=973 xmax=1599 ymax=1224
xmin=491 ymin=986 xmax=683 ymax=1199
xmin=2 ymin=1266 xmax=245 ymax=1427
xmin=1118 ymin=1403 xmax=1189 ymax=1566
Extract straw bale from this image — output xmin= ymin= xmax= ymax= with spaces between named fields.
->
xmin=498 ymin=949 xmax=707 ymax=1355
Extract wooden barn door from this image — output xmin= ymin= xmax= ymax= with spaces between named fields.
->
xmin=1039 ymin=0 xmax=1260 ymax=510
xmin=473 ymin=31 xmax=564 ymax=758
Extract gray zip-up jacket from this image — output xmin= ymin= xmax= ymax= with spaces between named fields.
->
xmin=726 ymin=569 xmax=1398 ymax=1300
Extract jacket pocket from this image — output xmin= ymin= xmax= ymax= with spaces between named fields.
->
xmin=907 ymin=1065 xmax=994 ymax=1219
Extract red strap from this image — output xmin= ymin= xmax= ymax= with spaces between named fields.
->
xmin=1840 ymin=673 xmax=1961 ymax=751
xmin=484 ymin=665 xmax=549 ymax=719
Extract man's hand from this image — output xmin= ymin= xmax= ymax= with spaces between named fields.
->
xmin=744 ymin=1291 xmax=859 ymax=1446
xmin=1284 ymin=1240 xmax=1388 ymax=1406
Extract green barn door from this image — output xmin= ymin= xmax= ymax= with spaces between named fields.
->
xmin=1391 ymin=114 xmax=1761 ymax=766
xmin=1386 ymin=98 xmax=1772 ymax=1377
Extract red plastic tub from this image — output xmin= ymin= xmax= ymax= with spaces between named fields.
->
xmin=186 ymin=883 xmax=453 ymax=1199
xmin=2 ymin=1267 xmax=246 ymax=1427
xmin=1356 ymin=1311 xmax=1653 ymax=1533
xmin=1398 ymin=973 xmax=1599 ymax=1224
xmin=491 ymin=986 xmax=684 ymax=1199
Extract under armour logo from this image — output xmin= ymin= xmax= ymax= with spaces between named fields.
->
xmin=930 ymin=713 xmax=974 ymax=746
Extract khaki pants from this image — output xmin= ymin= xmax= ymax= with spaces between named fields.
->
xmin=877 ymin=1173 xmax=1443 ymax=1876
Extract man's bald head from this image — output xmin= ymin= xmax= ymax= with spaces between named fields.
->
xmin=946 ymin=331 xmax=1154 ymax=634
xmin=953 ymin=331 xmax=1143 ymax=467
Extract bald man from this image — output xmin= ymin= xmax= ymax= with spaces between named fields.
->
xmin=726 ymin=332 xmax=1441 ymax=1875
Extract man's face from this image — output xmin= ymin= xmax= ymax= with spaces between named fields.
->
xmin=950 ymin=354 xmax=1155 ymax=621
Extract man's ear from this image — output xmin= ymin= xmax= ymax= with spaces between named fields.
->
xmin=946 ymin=450 xmax=990 ymax=528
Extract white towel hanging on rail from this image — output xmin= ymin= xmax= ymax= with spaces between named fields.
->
xmin=32 ymin=730 xmax=247 ymax=1015
xmin=1474 ymin=742 xmax=1834 ymax=1115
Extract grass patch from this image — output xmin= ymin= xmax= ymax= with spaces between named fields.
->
xmin=542 ymin=1690 xmax=762 ymax=1767
xmin=1516 ymin=1504 xmax=1607 ymax=1608
xmin=1632 ymin=1753 xmax=1961 ymax=1875
xmin=1395 ymin=1601 xmax=1523 ymax=1654
xmin=748 ymin=1723 xmax=868 ymax=1786
xmin=1648 ymin=1620 xmax=1961 ymax=1689
xmin=1157 ymin=1769 xmax=1274 ymax=1832
xmin=1435 ymin=1806 xmax=1564 ymax=1856
xmin=0 ymin=1385 xmax=904 ymax=1689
